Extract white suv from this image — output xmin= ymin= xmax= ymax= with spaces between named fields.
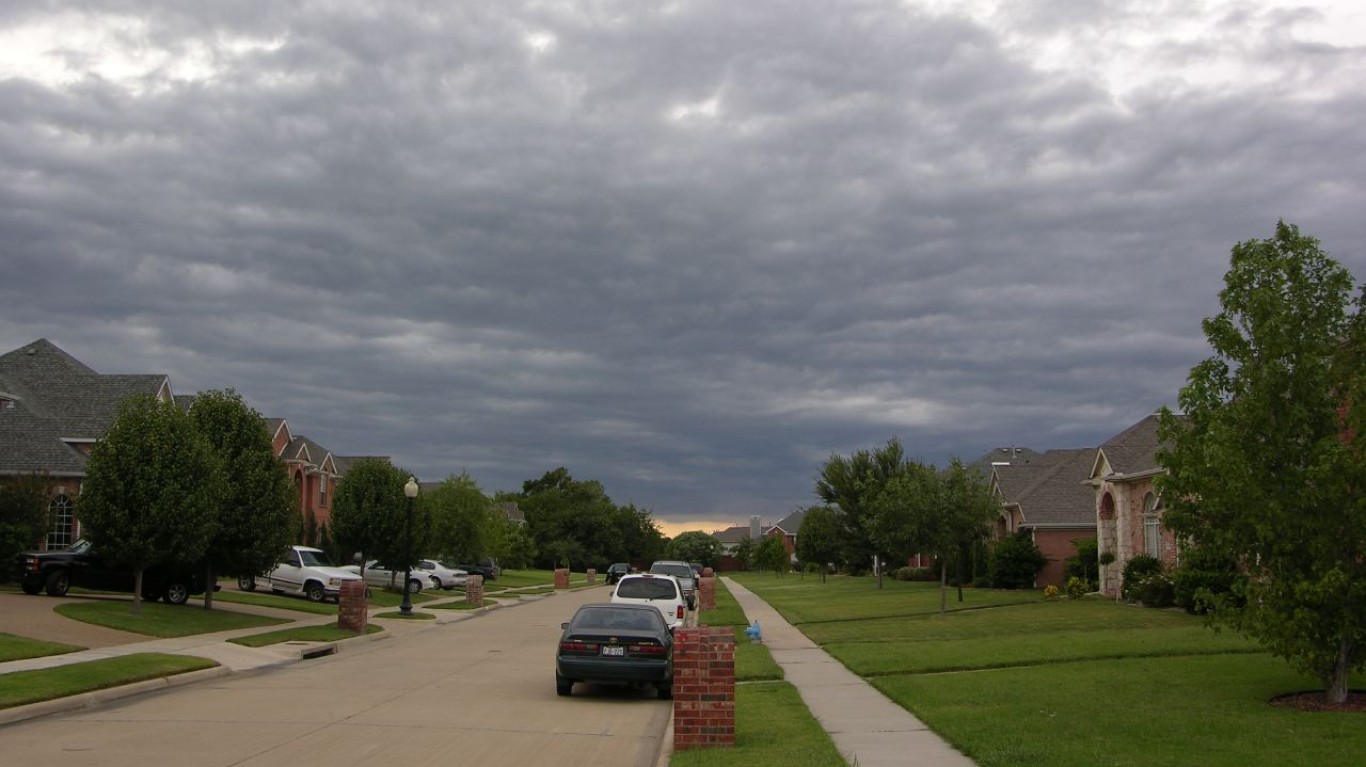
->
xmin=237 ymin=546 xmax=362 ymax=603
xmin=611 ymin=573 xmax=687 ymax=631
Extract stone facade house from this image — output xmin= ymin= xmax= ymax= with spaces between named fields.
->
xmin=991 ymin=447 xmax=1097 ymax=588
xmin=1090 ymin=414 xmax=1179 ymax=597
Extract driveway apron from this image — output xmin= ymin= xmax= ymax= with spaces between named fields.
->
xmin=0 ymin=587 xmax=671 ymax=767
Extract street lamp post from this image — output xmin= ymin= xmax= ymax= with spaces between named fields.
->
xmin=400 ymin=477 xmax=419 ymax=616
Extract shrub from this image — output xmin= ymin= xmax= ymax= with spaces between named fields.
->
xmin=1043 ymin=584 xmax=1061 ymax=601
xmin=1133 ymin=573 xmax=1176 ymax=608
xmin=971 ymin=576 xmax=991 ymax=589
xmin=988 ymin=533 xmax=1048 ymax=589
xmin=1063 ymin=537 xmax=1099 ymax=590
xmin=1171 ymin=546 xmax=1243 ymax=614
xmin=893 ymin=566 xmax=937 ymax=582
xmin=1121 ymin=554 xmax=1163 ymax=600
xmin=1065 ymin=576 xmax=1088 ymax=600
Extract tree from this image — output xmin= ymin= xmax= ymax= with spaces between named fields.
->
xmin=187 ymin=390 xmax=295 ymax=610
xmin=731 ymin=536 xmax=755 ymax=571
xmin=667 ymin=531 xmax=723 ymax=566
xmin=755 ymin=534 xmax=789 ymax=575
xmin=1157 ymin=221 xmax=1366 ymax=705
xmin=0 ymin=472 xmax=51 ymax=569
xmin=331 ymin=459 xmax=421 ymax=579
xmin=815 ymin=438 xmax=911 ymax=573
xmin=939 ymin=459 xmax=1000 ymax=606
xmin=514 ymin=468 xmax=661 ymax=569
xmin=426 ymin=473 xmax=497 ymax=564
xmin=794 ymin=505 xmax=841 ymax=582
xmin=79 ymin=395 xmax=223 ymax=615
xmin=988 ymin=532 xmax=1047 ymax=589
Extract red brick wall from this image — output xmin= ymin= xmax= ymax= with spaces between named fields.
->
xmin=466 ymin=575 xmax=484 ymax=605
xmin=1033 ymin=529 xmax=1093 ymax=588
xmin=672 ymin=626 xmax=735 ymax=750
xmin=337 ymin=581 xmax=367 ymax=633
xmin=554 ymin=568 xmax=569 ymax=589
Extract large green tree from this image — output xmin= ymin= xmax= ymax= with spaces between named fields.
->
xmin=187 ymin=389 xmax=295 ymax=610
xmin=514 ymin=468 xmax=663 ymax=570
xmin=795 ymin=505 xmax=841 ymax=581
xmin=80 ymin=395 xmax=223 ymax=615
xmin=815 ymin=438 xmax=910 ymax=571
xmin=425 ymin=473 xmax=498 ymax=564
xmin=667 ymin=530 xmax=723 ymax=567
xmin=1157 ymin=221 xmax=1366 ymax=704
xmin=331 ymin=459 xmax=423 ymax=576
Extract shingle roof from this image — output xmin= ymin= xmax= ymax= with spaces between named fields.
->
xmin=994 ymin=447 xmax=1096 ymax=527
xmin=712 ymin=525 xmax=753 ymax=544
xmin=1095 ymin=414 xmax=1166 ymax=477
xmin=0 ymin=339 xmax=169 ymax=476
xmin=771 ymin=509 xmax=805 ymax=534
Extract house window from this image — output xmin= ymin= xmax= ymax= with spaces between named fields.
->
xmin=319 ymin=478 xmax=327 ymax=507
xmin=1142 ymin=492 xmax=1161 ymax=558
xmin=47 ymin=494 xmax=75 ymax=550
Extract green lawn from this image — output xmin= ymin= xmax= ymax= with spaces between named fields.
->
xmin=55 ymin=600 xmax=290 ymax=637
xmin=211 ymin=588 xmax=340 ymax=614
xmin=0 ymin=653 xmax=217 ymax=709
xmin=0 ymin=632 xmax=84 ymax=662
xmin=726 ymin=573 xmax=1366 ymax=767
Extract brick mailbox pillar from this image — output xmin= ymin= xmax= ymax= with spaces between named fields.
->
xmin=586 ymin=568 xmax=596 ymax=585
xmin=698 ymin=573 xmax=717 ymax=612
xmin=554 ymin=568 xmax=570 ymax=590
xmin=337 ymin=580 xmax=368 ymax=633
xmin=465 ymin=574 xmax=484 ymax=606
xmin=672 ymin=626 xmax=736 ymax=750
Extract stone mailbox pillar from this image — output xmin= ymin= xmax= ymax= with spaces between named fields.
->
xmin=586 ymin=568 xmax=596 ymax=585
xmin=466 ymin=574 xmax=484 ymax=606
xmin=554 ymin=568 xmax=570 ymax=590
xmin=672 ymin=626 xmax=735 ymax=750
xmin=337 ymin=580 xmax=368 ymax=633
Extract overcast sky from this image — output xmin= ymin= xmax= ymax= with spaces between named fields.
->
xmin=3 ymin=1 xmax=1365 ymax=536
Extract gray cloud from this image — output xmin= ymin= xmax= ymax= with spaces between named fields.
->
xmin=3 ymin=0 xmax=1365 ymax=529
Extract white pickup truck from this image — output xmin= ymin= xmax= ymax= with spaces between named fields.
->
xmin=237 ymin=545 xmax=362 ymax=603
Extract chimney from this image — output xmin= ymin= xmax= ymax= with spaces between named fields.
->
xmin=750 ymin=515 xmax=761 ymax=540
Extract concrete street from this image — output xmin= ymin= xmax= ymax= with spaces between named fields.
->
xmin=0 ymin=587 xmax=671 ymax=767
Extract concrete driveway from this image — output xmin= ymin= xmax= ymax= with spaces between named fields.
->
xmin=0 ymin=586 xmax=672 ymax=767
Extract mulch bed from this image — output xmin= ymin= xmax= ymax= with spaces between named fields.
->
xmin=1270 ymin=690 xmax=1366 ymax=712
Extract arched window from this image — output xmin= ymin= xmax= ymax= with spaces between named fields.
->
xmin=1142 ymin=492 xmax=1161 ymax=558
xmin=47 ymin=494 xmax=75 ymax=550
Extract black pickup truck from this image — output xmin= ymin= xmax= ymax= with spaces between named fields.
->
xmin=13 ymin=539 xmax=211 ymax=605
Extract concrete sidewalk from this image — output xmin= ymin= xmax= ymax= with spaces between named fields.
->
xmin=722 ymin=577 xmax=976 ymax=767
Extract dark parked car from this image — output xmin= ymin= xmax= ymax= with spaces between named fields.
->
xmin=605 ymin=562 xmax=632 ymax=584
xmin=555 ymin=603 xmax=674 ymax=699
xmin=13 ymin=539 xmax=212 ymax=605
xmin=450 ymin=557 xmax=498 ymax=580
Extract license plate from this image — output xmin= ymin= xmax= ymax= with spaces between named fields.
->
xmin=601 ymin=645 xmax=624 ymax=656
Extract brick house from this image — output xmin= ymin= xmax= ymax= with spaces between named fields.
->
xmin=0 ymin=338 xmax=359 ymax=550
xmin=1090 ymin=414 xmax=1179 ymax=597
xmin=990 ymin=447 xmax=1097 ymax=588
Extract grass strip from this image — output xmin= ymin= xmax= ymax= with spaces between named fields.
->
xmin=211 ymin=589 xmax=339 ymax=615
xmin=55 ymin=601 xmax=289 ymax=637
xmin=669 ymin=681 xmax=845 ymax=767
xmin=0 ymin=653 xmax=217 ymax=709
xmin=0 ymin=632 xmax=84 ymax=662
xmin=229 ymin=624 xmax=383 ymax=647
xmin=372 ymin=611 xmax=436 ymax=620
xmin=425 ymin=599 xmax=494 ymax=610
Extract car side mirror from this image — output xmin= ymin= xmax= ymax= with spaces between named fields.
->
xmin=561 ymin=622 xmax=569 ymax=629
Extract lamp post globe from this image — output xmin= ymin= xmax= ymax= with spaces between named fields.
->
xmin=400 ymin=477 xmax=419 ymax=616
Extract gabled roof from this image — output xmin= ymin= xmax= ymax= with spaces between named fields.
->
xmin=994 ymin=448 xmax=1096 ymax=527
xmin=0 ymin=339 xmax=171 ymax=476
xmin=770 ymin=509 xmax=805 ymax=535
xmin=1091 ymin=414 xmax=1167 ymax=481
xmin=712 ymin=525 xmax=753 ymax=544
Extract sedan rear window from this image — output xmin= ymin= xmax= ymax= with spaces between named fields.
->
xmin=616 ymin=578 xmax=678 ymax=600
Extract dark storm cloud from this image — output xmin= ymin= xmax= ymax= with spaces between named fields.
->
xmin=3 ymin=0 xmax=1365 ymax=528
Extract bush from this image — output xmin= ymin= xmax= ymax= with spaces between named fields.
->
xmin=1133 ymin=573 xmax=1176 ymax=608
xmin=988 ymin=533 xmax=1048 ymax=589
xmin=893 ymin=566 xmax=937 ymax=582
xmin=1065 ymin=576 xmax=1088 ymax=600
xmin=1171 ymin=546 xmax=1242 ymax=614
xmin=971 ymin=576 xmax=991 ymax=589
xmin=1063 ymin=537 xmax=1098 ymax=590
xmin=1121 ymin=554 xmax=1163 ymax=600
xmin=1043 ymin=584 xmax=1061 ymax=601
